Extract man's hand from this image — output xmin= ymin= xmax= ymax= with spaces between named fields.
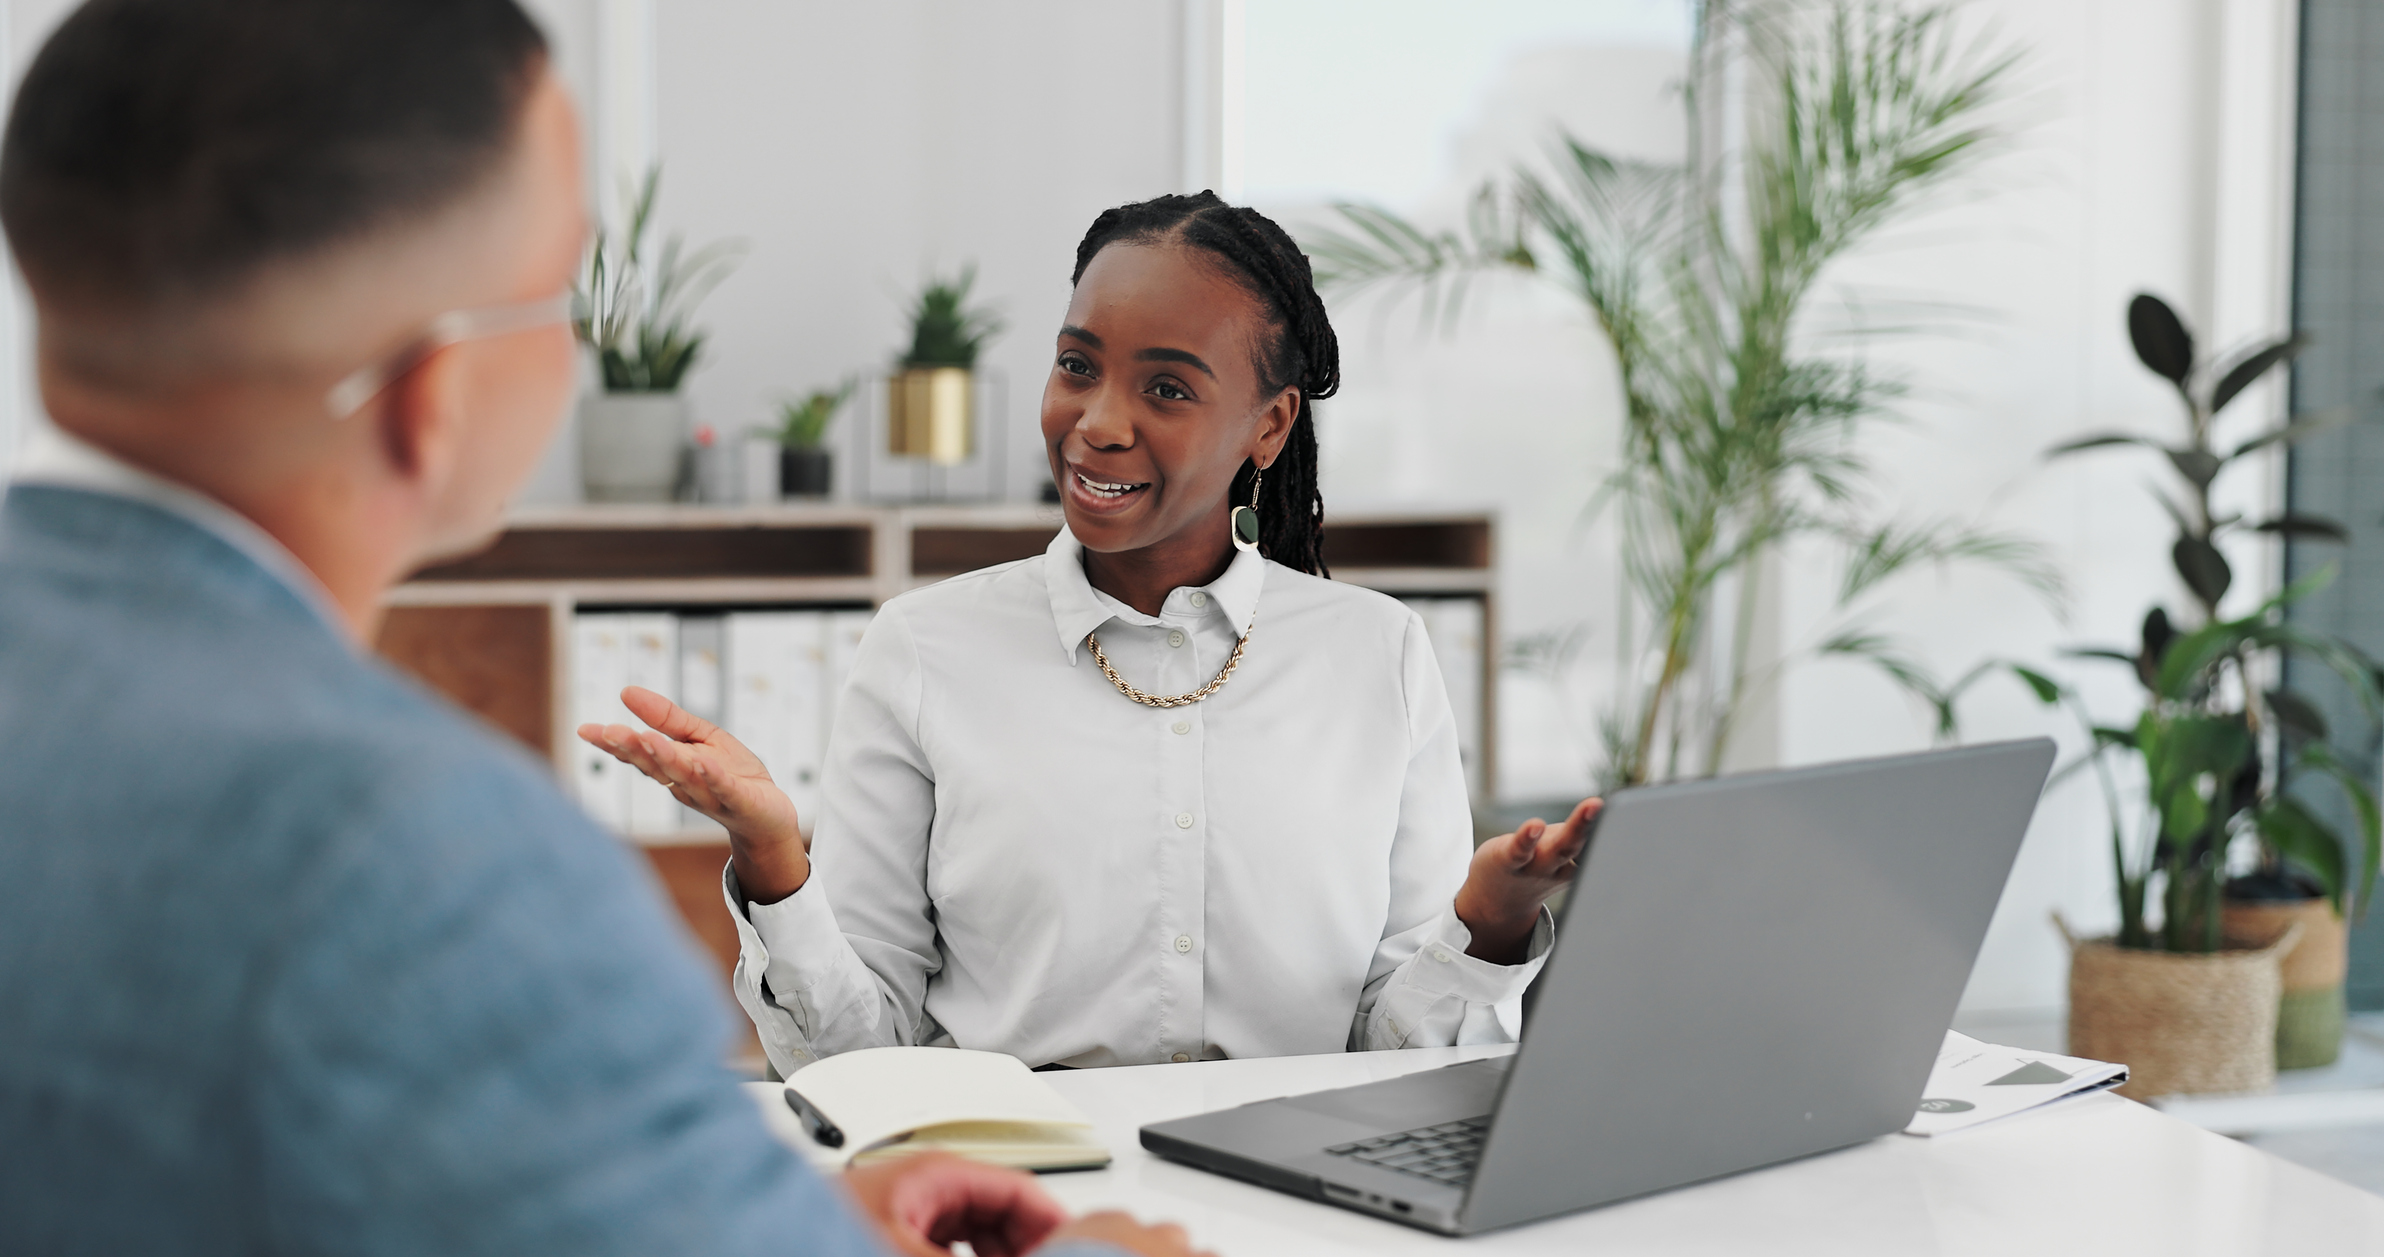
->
xmin=1039 ymin=1211 xmax=1216 ymax=1256
xmin=841 ymin=1154 xmax=1213 ymax=1257
xmin=1452 ymin=797 xmax=1600 ymax=965
xmin=575 ymin=685 xmax=811 ymax=902
xmin=842 ymin=1153 xmax=1067 ymax=1257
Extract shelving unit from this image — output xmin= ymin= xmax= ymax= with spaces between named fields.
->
xmin=376 ymin=503 xmax=1497 ymax=983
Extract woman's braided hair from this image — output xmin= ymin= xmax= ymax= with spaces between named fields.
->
xmin=1069 ymin=191 xmax=1338 ymax=577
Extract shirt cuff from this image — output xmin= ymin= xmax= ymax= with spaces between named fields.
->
xmin=1401 ymin=904 xmax=1555 ymax=1004
xmin=725 ymin=866 xmax=851 ymax=1000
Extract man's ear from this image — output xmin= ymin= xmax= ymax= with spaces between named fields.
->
xmin=371 ymin=344 xmax=466 ymax=489
xmin=1253 ymin=386 xmax=1300 ymax=469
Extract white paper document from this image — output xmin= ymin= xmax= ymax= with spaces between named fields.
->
xmin=1904 ymin=1031 xmax=2128 ymax=1136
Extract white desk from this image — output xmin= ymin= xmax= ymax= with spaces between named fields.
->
xmin=1016 ymin=1045 xmax=2384 ymax=1255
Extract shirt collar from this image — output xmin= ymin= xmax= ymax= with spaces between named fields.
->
xmin=1042 ymin=526 xmax=1268 ymax=665
xmin=11 ymin=426 xmax=355 ymax=644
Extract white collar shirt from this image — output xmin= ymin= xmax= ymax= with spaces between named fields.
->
xmin=725 ymin=529 xmax=1549 ymax=1073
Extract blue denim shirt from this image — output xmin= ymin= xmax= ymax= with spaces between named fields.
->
xmin=0 ymin=484 xmax=1119 ymax=1256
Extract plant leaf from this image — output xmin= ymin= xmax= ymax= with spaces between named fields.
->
xmin=2144 ymin=714 xmax=2253 ymax=846
xmin=2168 ymin=713 xmax=2257 ymax=777
xmin=2296 ymin=742 xmax=2384 ymax=917
xmin=2250 ymin=513 xmax=2350 ymax=542
xmin=2128 ymin=293 xmax=2194 ymax=386
xmin=2241 ymin=621 xmax=2384 ymax=719
xmin=2148 ymin=485 xmax=2196 ymax=537
xmin=2172 ymin=536 xmax=2232 ymax=608
xmin=2142 ymin=606 xmax=2176 ymax=666
xmin=2145 ymin=610 xmax=2183 ymax=686
xmin=1832 ymin=519 xmax=2062 ymax=605
xmin=2147 ymin=566 xmax=2358 ymax=702
xmin=2208 ymin=334 xmax=2309 ymax=415
xmin=2165 ymin=446 xmax=2223 ymax=488
xmin=2058 ymin=647 xmax=2139 ymax=666
xmin=2266 ymin=688 xmax=2330 ymax=744
xmin=2161 ymin=778 xmax=2210 ymax=845
xmin=2044 ymin=432 xmax=2156 ymax=458
xmin=2234 ymin=407 xmax=2354 ymax=459
xmin=2255 ymin=796 xmax=2348 ymax=908
xmin=1818 ymin=630 xmax=1959 ymax=737
xmin=2008 ymin=664 xmax=2062 ymax=705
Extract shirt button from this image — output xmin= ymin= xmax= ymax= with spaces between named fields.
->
xmin=1174 ymin=934 xmax=1194 ymax=953
xmin=1174 ymin=812 xmax=1194 ymax=829
xmin=1171 ymin=720 xmax=1191 ymax=735
xmin=1167 ymin=629 xmax=1186 ymax=648
xmin=1171 ymin=1052 xmax=1192 ymax=1063
xmin=1189 ymin=591 xmax=1208 ymax=609
xmin=1432 ymin=947 xmax=1454 ymax=963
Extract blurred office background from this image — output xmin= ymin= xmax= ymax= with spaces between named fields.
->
xmin=1 ymin=0 xmax=2378 ymax=1179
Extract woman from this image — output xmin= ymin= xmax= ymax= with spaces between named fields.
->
xmin=585 ymin=193 xmax=1598 ymax=1075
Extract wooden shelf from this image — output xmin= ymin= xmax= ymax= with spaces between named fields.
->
xmin=375 ymin=503 xmax=1497 ymax=986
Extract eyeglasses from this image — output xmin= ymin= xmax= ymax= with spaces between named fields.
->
xmin=325 ymin=291 xmax=576 ymax=419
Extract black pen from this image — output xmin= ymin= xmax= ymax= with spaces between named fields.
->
xmin=781 ymin=1086 xmax=845 ymax=1148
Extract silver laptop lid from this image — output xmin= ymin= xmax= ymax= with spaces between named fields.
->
xmin=1461 ymin=739 xmax=2054 ymax=1231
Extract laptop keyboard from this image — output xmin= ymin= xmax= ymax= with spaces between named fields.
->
xmin=1325 ymin=1115 xmax=1490 ymax=1186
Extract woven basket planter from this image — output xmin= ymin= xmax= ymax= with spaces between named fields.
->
xmin=2221 ymin=897 xmax=2348 ymax=1070
xmin=2060 ymin=917 xmax=2301 ymax=1100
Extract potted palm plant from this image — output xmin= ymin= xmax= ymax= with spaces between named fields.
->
xmin=764 ymin=381 xmax=852 ymax=498
xmin=2027 ymin=293 xmax=2380 ymax=1088
xmin=574 ymin=167 xmax=743 ymax=501
xmin=887 ymin=267 xmax=1002 ymax=466
xmin=1306 ymin=0 xmax=2054 ymax=787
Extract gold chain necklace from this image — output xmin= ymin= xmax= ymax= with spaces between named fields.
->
xmin=1085 ymin=620 xmax=1253 ymax=708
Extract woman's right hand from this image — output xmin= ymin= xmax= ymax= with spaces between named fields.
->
xmin=576 ymin=685 xmax=812 ymax=903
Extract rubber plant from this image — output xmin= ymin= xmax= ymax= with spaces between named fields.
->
xmin=2031 ymin=293 xmax=2380 ymax=952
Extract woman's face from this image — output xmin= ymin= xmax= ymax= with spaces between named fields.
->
xmin=1041 ymin=242 xmax=1297 ymax=558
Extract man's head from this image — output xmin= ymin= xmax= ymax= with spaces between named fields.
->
xmin=2 ymin=0 xmax=585 ymax=623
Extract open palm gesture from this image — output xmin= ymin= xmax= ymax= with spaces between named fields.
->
xmin=577 ymin=686 xmax=812 ymax=900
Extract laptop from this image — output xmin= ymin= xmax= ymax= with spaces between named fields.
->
xmin=1140 ymin=739 xmax=2056 ymax=1235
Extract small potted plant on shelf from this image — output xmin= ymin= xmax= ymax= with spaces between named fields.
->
xmin=2025 ymin=293 xmax=2380 ymax=1094
xmin=573 ymin=167 xmax=743 ymax=501
xmin=764 ymin=380 xmax=852 ymax=499
xmin=888 ymin=266 xmax=1003 ymax=466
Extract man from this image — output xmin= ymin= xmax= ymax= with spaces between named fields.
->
xmin=0 ymin=3 xmax=1198 ymax=1255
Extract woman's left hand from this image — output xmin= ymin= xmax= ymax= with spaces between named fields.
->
xmin=1452 ymin=797 xmax=1601 ymax=965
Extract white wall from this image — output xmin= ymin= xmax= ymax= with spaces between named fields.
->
xmin=509 ymin=0 xmax=1184 ymax=503
xmin=0 ymin=0 xmax=2301 ymax=1018
xmin=0 ymin=0 xmax=77 ymax=477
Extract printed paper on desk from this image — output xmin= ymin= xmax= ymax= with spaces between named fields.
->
xmin=1904 ymin=1030 xmax=2128 ymax=1136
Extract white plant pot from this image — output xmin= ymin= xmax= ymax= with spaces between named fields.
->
xmin=579 ymin=392 xmax=687 ymax=503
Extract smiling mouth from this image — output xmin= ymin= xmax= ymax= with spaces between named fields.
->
xmin=1074 ymin=471 xmax=1150 ymax=502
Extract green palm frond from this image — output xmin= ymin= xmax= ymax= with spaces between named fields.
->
xmin=1305 ymin=0 xmax=2035 ymax=785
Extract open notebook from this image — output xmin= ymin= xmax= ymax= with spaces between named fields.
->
xmin=769 ymin=1047 xmax=1111 ymax=1172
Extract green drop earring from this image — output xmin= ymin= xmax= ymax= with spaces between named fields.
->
xmin=1231 ymin=468 xmax=1263 ymax=555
